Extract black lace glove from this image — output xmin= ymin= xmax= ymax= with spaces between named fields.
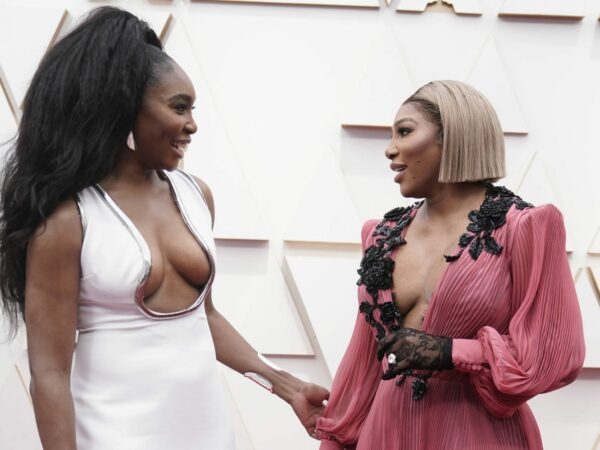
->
xmin=377 ymin=327 xmax=453 ymax=380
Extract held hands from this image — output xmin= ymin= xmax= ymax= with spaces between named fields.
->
xmin=377 ymin=327 xmax=453 ymax=380
xmin=289 ymin=382 xmax=330 ymax=440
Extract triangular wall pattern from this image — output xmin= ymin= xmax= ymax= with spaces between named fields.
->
xmin=517 ymin=153 xmax=573 ymax=252
xmin=0 ymin=368 xmax=41 ymax=450
xmin=165 ymin=21 xmax=269 ymax=240
xmin=0 ymin=6 xmax=68 ymax=109
xmin=0 ymin=66 xmax=18 ymax=150
xmin=577 ymin=269 xmax=600 ymax=367
xmin=588 ymin=225 xmax=600 ymax=255
xmin=284 ymin=254 xmax=361 ymax=376
xmin=285 ymin=147 xmax=362 ymax=244
xmin=340 ymin=127 xmax=414 ymax=221
xmin=467 ymin=37 xmax=528 ymax=135
xmin=218 ymin=373 xmax=256 ymax=450
xmin=212 ymin=242 xmax=313 ymax=356
xmin=500 ymin=137 xmax=536 ymax=193
xmin=221 ymin=367 xmax=320 ymax=450
xmin=341 ymin=29 xmax=414 ymax=127
xmin=391 ymin=12 xmax=489 ymax=88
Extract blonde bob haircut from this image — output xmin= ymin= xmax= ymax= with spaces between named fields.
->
xmin=403 ymin=80 xmax=505 ymax=183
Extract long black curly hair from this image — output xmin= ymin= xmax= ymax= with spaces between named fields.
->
xmin=0 ymin=6 xmax=173 ymax=333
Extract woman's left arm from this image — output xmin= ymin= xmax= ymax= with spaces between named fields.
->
xmin=451 ymin=204 xmax=585 ymax=417
xmin=192 ymin=175 xmax=329 ymax=437
xmin=204 ymin=293 xmax=329 ymax=436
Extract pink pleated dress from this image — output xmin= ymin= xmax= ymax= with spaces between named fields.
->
xmin=317 ymin=185 xmax=585 ymax=450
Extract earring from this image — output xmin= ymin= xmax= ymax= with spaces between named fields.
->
xmin=126 ymin=132 xmax=136 ymax=151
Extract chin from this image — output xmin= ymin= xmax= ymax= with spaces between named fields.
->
xmin=399 ymin=185 xmax=416 ymax=199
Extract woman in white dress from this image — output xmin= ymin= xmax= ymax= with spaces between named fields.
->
xmin=0 ymin=7 xmax=328 ymax=449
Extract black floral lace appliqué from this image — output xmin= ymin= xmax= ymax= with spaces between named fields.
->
xmin=356 ymin=184 xmax=532 ymax=400
xmin=444 ymin=184 xmax=532 ymax=262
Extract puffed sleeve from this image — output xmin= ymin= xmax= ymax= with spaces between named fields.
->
xmin=316 ymin=220 xmax=382 ymax=449
xmin=451 ymin=204 xmax=585 ymax=418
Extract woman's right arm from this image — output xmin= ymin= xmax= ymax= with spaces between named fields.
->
xmin=315 ymin=219 xmax=382 ymax=449
xmin=25 ymin=200 xmax=82 ymax=449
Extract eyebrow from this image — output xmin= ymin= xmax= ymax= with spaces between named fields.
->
xmin=393 ymin=117 xmax=418 ymax=128
xmin=167 ymin=94 xmax=194 ymax=103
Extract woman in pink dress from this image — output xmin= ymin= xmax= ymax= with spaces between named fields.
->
xmin=316 ymin=80 xmax=585 ymax=450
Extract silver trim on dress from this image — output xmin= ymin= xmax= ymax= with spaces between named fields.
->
xmin=92 ymin=176 xmax=213 ymax=320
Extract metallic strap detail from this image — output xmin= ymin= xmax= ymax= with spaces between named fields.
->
xmin=92 ymin=171 xmax=214 ymax=320
xmin=74 ymin=192 xmax=88 ymax=240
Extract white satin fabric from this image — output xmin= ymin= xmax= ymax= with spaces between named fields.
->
xmin=72 ymin=170 xmax=234 ymax=450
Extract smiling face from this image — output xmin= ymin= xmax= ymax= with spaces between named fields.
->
xmin=384 ymin=102 xmax=442 ymax=199
xmin=131 ymin=62 xmax=197 ymax=171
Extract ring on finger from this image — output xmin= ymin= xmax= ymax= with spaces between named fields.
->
xmin=387 ymin=353 xmax=397 ymax=365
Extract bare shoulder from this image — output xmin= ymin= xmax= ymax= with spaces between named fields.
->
xmin=29 ymin=198 xmax=82 ymax=257
xmin=189 ymin=174 xmax=215 ymax=225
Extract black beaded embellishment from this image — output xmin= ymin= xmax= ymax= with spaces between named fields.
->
xmin=357 ymin=184 xmax=532 ymax=400
xmin=444 ymin=184 xmax=532 ymax=262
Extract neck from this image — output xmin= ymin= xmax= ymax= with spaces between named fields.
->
xmin=419 ymin=181 xmax=488 ymax=220
xmin=100 ymin=149 xmax=163 ymax=191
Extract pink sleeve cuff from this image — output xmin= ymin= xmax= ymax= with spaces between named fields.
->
xmin=452 ymin=338 xmax=486 ymax=372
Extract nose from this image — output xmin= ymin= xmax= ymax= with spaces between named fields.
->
xmin=185 ymin=117 xmax=198 ymax=135
xmin=385 ymin=141 xmax=398 ymax=160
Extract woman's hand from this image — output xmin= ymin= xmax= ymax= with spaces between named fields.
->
xmin=289 ymin=382 xmax=330 ymax=439
xmin=377 ymin=327 xmax=453 ymax=380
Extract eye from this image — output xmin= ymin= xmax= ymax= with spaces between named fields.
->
xmin=397 ymin=127 xmax=411 ymax=137
xmin=174 ymin=104 xmax=187 ymax=114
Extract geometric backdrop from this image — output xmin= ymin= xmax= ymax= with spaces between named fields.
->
xmin=1 ymin=1 xmax=599 ymax=449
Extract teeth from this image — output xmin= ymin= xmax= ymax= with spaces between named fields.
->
xmin=172 ymin=142 xmax=189 ymax=151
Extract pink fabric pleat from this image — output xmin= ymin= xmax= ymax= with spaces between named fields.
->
xmin=316 ymin=204 xmax=585 ymax=450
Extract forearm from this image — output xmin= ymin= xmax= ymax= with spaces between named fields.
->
xmin=30 ymin=373 xmax=77 ymax=449
xmin=207 ymin=308 xmax=303 ymax=403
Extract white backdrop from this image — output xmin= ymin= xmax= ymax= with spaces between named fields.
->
xmin=1 ymin=0 xmax=600 ymax=449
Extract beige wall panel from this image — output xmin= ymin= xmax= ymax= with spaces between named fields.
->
xmin=181 ymin=6 xmax=383 ymax=238
xmin=219 ymin=373 xmax=257 ymax=450
xmin=221 ymin=366 xmax=320 ymax=450
xmin=165 ymin=21 xmax=270 ymax=240
xmin=194 ymin=0 xmax=379 ymax=8
xmin=341 ymin=128 xmax=415 ymax=221
xmin=0 ymin=68 xmax=18 ymax=149
xmin=340 ymin=30 xmax=414 ymax=127
xmin=391 ymin=12 xmax=489 ymax=87
xmin=397 ymin=0 xmax=482 ymax=15
xmin=284 ymin=254 xmax=361 ymax=375
xmin=0 ymin=64 xmax=19 ymax=126
xmin=517 ymin=153 xmax=575 ymax=251
xmin=500 ymin=137 xmax=536 ymax=193
xmin=0 ymin=6 xmax=68 ymax=108
xmin=589 ymin=227 xmax=600 ymax=255
xmin=576 ymin=270 xmax=600 ymax=368
xmin=467 ymin=37 xmax=528 ymax=134
xmin=0 ymin=368 xmax=41 ymax=450
xmin=498 ymin=0 xmax=585 ymax=20
xmin=212 ymin=242 xmax=314 ymax=355
xmin=284 ymin=146 xmax=362 ymax=243
xmin=528 ymin=369 xmax=600 ymax=450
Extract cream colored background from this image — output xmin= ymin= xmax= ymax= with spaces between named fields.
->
xmin=1 ymin=0 xmax=600 ymax=449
